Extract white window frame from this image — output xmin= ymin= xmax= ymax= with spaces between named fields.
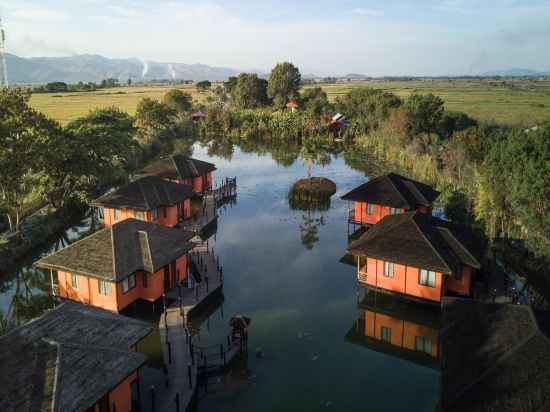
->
xmin=383 ymin=261 xmax=394 ymax=278
xmin=98 ymin=280 xmax=111 ymax=295
xmin=71 ymin=273 xmax=79 ymax=289
xmin=390 ymin=207 xmax=400 ymax=215
xmin=381 ymin=326 xmax=392 ymax=342
xmin=419 ymin=269 xmax=436 ymax=287
xmin=129 ymin=273 xmax=136 ymax=289
xmin=367 ymin=203 xmax=374 ymax=215
xmin=150 ymin=208 xmax=159 ymax=220
xmin=114 ymin=209 xmax=121 ymax=221
xmin=415 ymin=336 xmax=433 ymax=355
xmin=135 ymin=210 xmax=145 ymax=221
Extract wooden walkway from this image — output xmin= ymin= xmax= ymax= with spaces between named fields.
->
xmin=156 ymin=245 xmax=225 ymax=412
xmin=210 ymin=177 xmax=237 ymax=203
xmin=182 ymin=195 xmax=217 ymax=234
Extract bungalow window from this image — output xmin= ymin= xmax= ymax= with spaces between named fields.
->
xmin=367 ymin=203 xmax=374 ymax=215
xmin=114 ymin=209 xmax=121 ymax=221
xmin=419 ymin=269 xmax=436 ymax=287
xmin=98 ymin=280 xmax=111 ymax=295
xmin=135 ymin=210 xmax=145 ymax=221
xmin=71 ymin=273 xmax=79 ymax=289
xmin=121 ymin=274 xmax=136 ymax=293
xmin=142 ymin=272 xmax=148 ymax=288
xmin=150 ymin=208 xmax=159 ymax=220
xmin=390 ymin=207 xmax=400 ymax=215
xmin=381 ymin=326 xmax=392 ymax=342
xmin=383 ymin=261 xmax=394 ymax=278
xmin=415 ymin=336 xmax=433 ymax=355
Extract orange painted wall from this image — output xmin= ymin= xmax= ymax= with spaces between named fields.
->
xmin=353 ymin=202 xmax=403 ymax=225
xmin=177 ymin=172 xmax=212 ymax=193
xmin=358 ymin=257 xmax=443 ymax=303
xmin=103 ymin=207 xmax=136 ymax=227
xmin=108 ymin=370 xmax=138 ymax=412
xmin=57 ymin=271 xmax=118 ymax=312
xmin=363 ymin=310 xmax=439 ymax=357
xmin=116 ymin=255 xmax=188 ymax=311
xmin=445 ymin=265 xmax=473 ymax=296
xmin=104 ymin=202 xmax=191 ymax=229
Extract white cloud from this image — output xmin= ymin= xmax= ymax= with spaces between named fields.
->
xmin=11 ymin=5 xmax=69 ymax=21
xmin=352 ymin=8 xmax=385 ymax=17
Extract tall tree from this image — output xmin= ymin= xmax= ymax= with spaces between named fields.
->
xmin=0 ymin=89 xmax=60 ymax=231
xmin=196 ymin=80 xmax=212 ymax=92
xmin=404 ymin=93 xmax=445 ymax=137
xmin=267 ymin=62 xmax=302 ymax=107
xmin=231 ymin=73 xmax=269 ymax=109
xmin=135 ymin=98 xmax=176 ymax=144
xmin=163 ymin=89 xmax=193 ymax=114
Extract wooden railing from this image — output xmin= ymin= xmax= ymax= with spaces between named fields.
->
xmin=358 ymin=271 xmax=368 ymax=284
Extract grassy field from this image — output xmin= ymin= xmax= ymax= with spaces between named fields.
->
xmin=29 ymin=79 xmax=550 ymax=126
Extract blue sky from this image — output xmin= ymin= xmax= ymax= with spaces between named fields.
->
xmin=2 ymin=0 xmax=550 ymax=75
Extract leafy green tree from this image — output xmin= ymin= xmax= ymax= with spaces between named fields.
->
xmin=267 ymin=62 xmax=301 ymax=106
xmin=46 ymin=82 xmax=69 ymax=92
xmin=0 ymin=89 xmax=60 ymax=231
xmin=300 ymin=87 xmax=331 ymax=117
xmin=224 ymin=76 xmax=238 ymax=95
xmin=404 ymin=93 xmax=445 ymax=137
xmin=163 ymin=89 xmax=193 ymax=114
xmin=438 ymin=111 xmax=477 ymax=139
xmin=335 ymin=88 xmax=401 ymax=132
xmin=231 ymin=73 xmax=269 ymax=109
xmin=445 ymin=190 xmax=474 ymax=225
xmin=196 ymin=80 xmax=212 ymax=92
xmin=135 ymin=98 xmax=176 ymax=143
xmin=62 ymin=107 xmax=138 ymax=198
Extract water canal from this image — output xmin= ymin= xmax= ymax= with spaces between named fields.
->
xmin=0 ymin=144 xmax=440 ymax=412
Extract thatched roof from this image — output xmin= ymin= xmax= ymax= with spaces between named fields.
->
xmin=341 ymin=173 xmax=440 ymax=208
xmin=348 ymin=211 xmax=483 ymax=275
xmin=441 ymin=298 xmax=550 ymax=412
xmin=92 ymin=175 xmax=195 ymax=210
xmin=139 ymin=154 xmax=216 ymax=181
xmin=35 ymin=219 xmax=194 ymax=281
xmin=0 ymin=301 xmax=151 ymax=412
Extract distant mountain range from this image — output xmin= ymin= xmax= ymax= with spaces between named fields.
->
xmin=4 ymin=53 xmax=550 ymax=84
xmin=4 ymin=53 xmax=240 ymax=84
xmin=480 ymin=68 xmax=550 ymax=77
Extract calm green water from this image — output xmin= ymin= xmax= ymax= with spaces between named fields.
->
xmin=0 ymin=143 xmax=440 ymax=412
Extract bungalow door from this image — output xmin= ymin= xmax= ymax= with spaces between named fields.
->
xmin=177 ymin=202 xmax=183 ymax=221
xmin=163 ymin=266 xmax=170 ymax=293
xmin=171 ymin=262 xmax=177 ymax=288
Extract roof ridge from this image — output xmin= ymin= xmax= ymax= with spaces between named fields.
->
xmin=137 ymin=179 xmax=151 ymax=210
xmin=411 ymin=212 xmax=453 ymax=273
xmin=387 ymin=174 xmax=413 ymax=208
xmin=171 ymin=155 xmax=183 ymax=180
xmin=110 ymin=224 xmax=118 ymax=280
xmin=437 ymin=226 xmax=481 ymax=268
xmin=137 ymin=230 xmax=153 ymax=272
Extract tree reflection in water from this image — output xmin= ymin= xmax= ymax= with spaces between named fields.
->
xmin=288 ymin=197 xmax=330 ymax=250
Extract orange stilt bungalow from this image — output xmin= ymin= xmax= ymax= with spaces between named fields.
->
xmin=348 ymin=211 xmax=484 ymax=305
xmin=92 ymin=175 xmax=195 ymax=228
xmin=342 ymin=173 xmax=440 ymax=226
xmin=35 ymin=219 xmax=195 ymax=313
xmin=346 ymin=291 xmax=441 ymax=369
xmin=139 ymin=154 xmax=216 ymax=194
xmin=0 ymin=301 xmax=152 ymax=412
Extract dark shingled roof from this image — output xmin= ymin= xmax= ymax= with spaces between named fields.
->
xmin=0 ymin=302 xmax=152 ymax=412
xmin=348 ymin=211 xmax=483 ymax=275
xmin=139 ymin=154 xmax=216 ymax=181
xmin=441 ymin=298 xmax=550 ymax=412
xmin=341 ymin=173 xmax=440 ymax=208
xmin=92 ymin=175 xmax=195 ymax=211
xmin=35 ymin=219 xmax=195 ymax=281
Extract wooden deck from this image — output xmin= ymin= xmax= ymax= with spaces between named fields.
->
xmin=209 ymin=177 xmax=237 ymax=203
xmin=182 ymin=195 xmax=217 ymax=234
xmin=156 ymin=245 xmax=225 ymax=412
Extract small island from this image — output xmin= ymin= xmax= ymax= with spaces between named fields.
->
xmin=288 ymin=177 xmax=337 ymax=204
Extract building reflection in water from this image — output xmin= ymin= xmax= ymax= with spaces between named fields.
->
xmin=346 ymin=288 xmax=441 ymax=370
